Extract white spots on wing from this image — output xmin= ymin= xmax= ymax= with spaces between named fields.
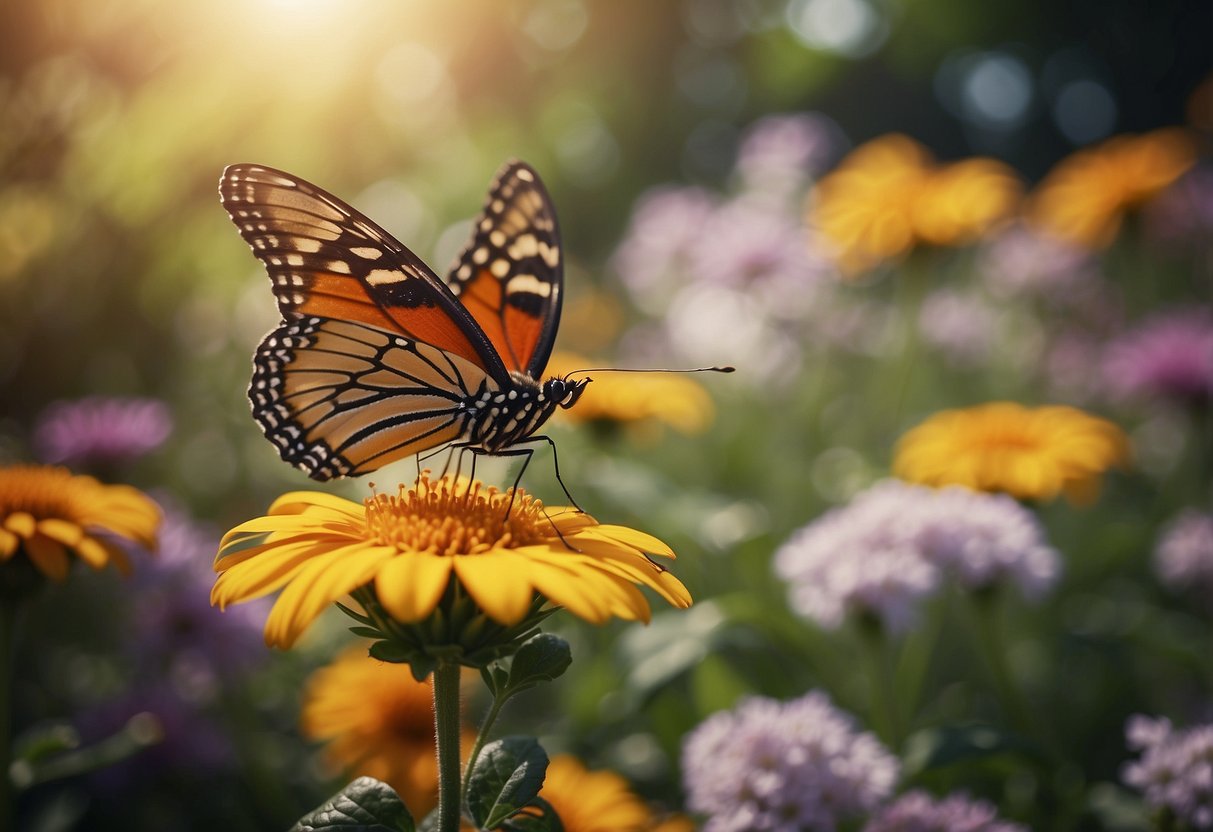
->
xmin=489 ymin=230 xmax=506 ymax=247
xmin=479 ymin=218 xmax=493 ymax=231
xmin=286 ymin=253 xmax=305 ymax=267
xmin=350 ymin=246 xmax=383 ymax=260
xmin=491 ymin=199 xmax=504 ymax=213
xmin=508 ymin=233 xmax=538 ymax=258
xmin=471 ymin=246 xmax=489 ymax=265
xmin=506 ymin=274 xmax=552 ymax=297
xmin=294 ymin=238 xmax=322 ymax=253
xmin=327 ymin=260 xmax=353 ymax=275
xmin=456 ymin=264 xmax=473 ymax=280
xmin=490 ymin=259 xmax=510 ymax=278
xmin=514 ymin=167 xmax=535 ymax=182
xmin=366 ymin=269 xmax=404 ymax=285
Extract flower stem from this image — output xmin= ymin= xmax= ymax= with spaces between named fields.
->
xmin=432 ymin=660 xmax=463 ymax=832
xmin=462 ymin=695 xmax=506 ymax=794
xmin=967 ymin=592 xmax=1033 ymax=737
xmin=0 ymin=599 xmax=18 ymax=832
xmin=858 ymin=620 xmax=901 ymax=749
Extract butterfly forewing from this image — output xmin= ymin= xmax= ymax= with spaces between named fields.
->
xmin=220 ymin=164 xmax=509 ymax=383
xmin=446 ymin=161 xmax=563 ymax=379
xmin=251 ymin=317 xmax=490 ymax=480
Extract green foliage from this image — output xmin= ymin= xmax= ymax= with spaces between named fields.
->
xmin=291 ymin=778 xmax=414 ymax=832
xmin=463 ymin=737 xmax=550 ymax=831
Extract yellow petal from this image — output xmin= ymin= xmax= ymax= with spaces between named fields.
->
xmin=263 ymin=543 xmax=396 ymax=648
xmin=374 ymin=554 xmax=454 ymax=623
xmin=4 ymin=512 xmax=35 ymax=538
xmin=24 ymin=534 xmax=69 ymax=581
xmin=582 ymin=525 xmax=676 ymax=558
xmin=0 ymin=530 xmax=17 ymax=559
xmin=37 ymin=518 xmax=84 ymax=549
xmin=452 ymin=554 xmax=537 ymax=625
xmin=212 ymin=537 xmax=344 ymax=607
xmin=269 ymin=491 xmax=363 ymax=518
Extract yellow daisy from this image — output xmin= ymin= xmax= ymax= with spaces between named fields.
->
xmin=809 ymin=134 xmax=1021 ymax=274
xmin=1027 ymin=127 xmax=1197 ymax=248
xmin=0 ymin=464 xmax=159 ymax=582
xmin=300 ymin=645 xmax=475 ymax=814
xmin=545 ymin=352 xmax=715 ymax=435
xmin=212 ymin=473 xmax=690 ymax=649
xmin=893 ymin=402 xmax=1129 ymax=503
xmin=535 ymin=755 xmax=654 ymax=832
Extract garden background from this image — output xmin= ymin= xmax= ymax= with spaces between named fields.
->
xmin=0 ymin=0 xmax=1211 ymax=829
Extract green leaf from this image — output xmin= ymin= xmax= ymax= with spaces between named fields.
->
xmin=502 ymin=635 xmax=571 ymax=695
xmin=465 ymin=737 xmax=549 ymax=829
xmin=480 ymin=664 xmax=509 ymax=697
xmin=348 ymin=626 xmax=384 ymax=640
xmin=499 ymin=797 xmax=564 ymax=831
xmin=290 ymin=777 xmax=414 ymax=832
xmin=901 ymin=723 xmax=1042 ymax=777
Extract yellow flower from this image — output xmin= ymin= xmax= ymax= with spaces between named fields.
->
xmin=809 ymin=134 xmax=1021 ymax=274
xmin=1027 ymin=128 xmax=1197 ymax=248
xmin=0 ymin=465 xmax=159 ymax=582
xmin=301 ymin=645 xmax=474 ymax=814
xmin=545 ymin=352 xmax=715 ymax=435
xmin=893 ymin=402 xmax=1129 ymax=503
xmin=212 ymin=473 xmax=690 ymax=649
xmin=535 ymin=755 xmax=653 ymax=832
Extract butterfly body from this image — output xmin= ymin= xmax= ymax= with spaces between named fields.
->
xmin=223 ymin=160 xmax=584 ymax=482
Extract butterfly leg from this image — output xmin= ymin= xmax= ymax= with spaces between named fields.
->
xmin=478 ymin=445 xmax=580 ymax=552
xmin=507 ymin=435 xmax=584 ymax=514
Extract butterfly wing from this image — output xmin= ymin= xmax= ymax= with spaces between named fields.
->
xmin=445 ymin=161 xmax=563 ymax=380
xmin=250 ymin=317 xmax=493 ymax=480
xmin=220 ymin=163 xmax=511 ymax=386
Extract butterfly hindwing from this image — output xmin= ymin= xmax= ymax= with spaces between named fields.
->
xmin=446 ymin=161 xmax=563 ymax=379
xmin=220 ymin=164 xmax=510 ymax=384
xmin=250 ymin=317 xmax=492 ymax=480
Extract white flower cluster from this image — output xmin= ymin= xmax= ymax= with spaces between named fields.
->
xmin=1154 ymin=509 xmax=1213 ymax=596
xmin=1123 ymin=714 xmax=1213 ymax=827
xmin=775 ymin=480 xmax=1061 ymax=633
xmin=682 ymin=690 xmax=898 ymax=832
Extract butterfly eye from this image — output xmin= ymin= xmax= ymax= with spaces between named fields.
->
xmin=558 ymin=378 xmax=588 ymax=409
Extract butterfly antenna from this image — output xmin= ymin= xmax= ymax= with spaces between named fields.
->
xmin=562 ymin=365 xmax=735 ymax=379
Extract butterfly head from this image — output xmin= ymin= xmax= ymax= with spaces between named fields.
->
xmin=545 ymin=375 xmax=590 ymax=410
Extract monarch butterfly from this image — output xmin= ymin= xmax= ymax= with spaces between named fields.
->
xmin=219 ymin=160 xmax=595 ymax=490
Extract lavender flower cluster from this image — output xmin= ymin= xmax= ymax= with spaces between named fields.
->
xmin=1122 ymin=714 xmax=1213 ymax=827
xmin=34 ymin=395 xmax=172 ymax=466
xmin=775 ymin=480 xmax=1060 ymax=633
xmin=682 ymin=690 xmax=898 ymax=831
xmin=1154 ymin=509 xmax=1213 ymax=597
xmin=863 ymin=790 xmax=1027 ymax=832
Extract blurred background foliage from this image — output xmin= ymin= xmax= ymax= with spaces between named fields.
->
xmin=0 ymin=0 xmax=1210 ymax=829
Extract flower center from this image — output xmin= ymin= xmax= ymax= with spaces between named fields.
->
xmin=363 ymin=474 xmax=551 ymax=555
xmin=969 ymin=426 xmax=1042 ymax=453
xmin=0 ymin=466 xmax=84 ymax=521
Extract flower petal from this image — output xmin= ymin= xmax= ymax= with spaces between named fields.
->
xmin=374 ymin=554 xmax=454 ymax=623
xmin=4 ymin=512 xmax=35 ymax=538
xmin=24 ymin=534 xmax=69 ymax=581
xmin=453 ymin=553 xmax=537 ymax=625
xmin=582 ymin=525 xmax=676 ymax=558
xmin=0 ymin=530 xmax=17 ymax=559
xmin=264 ymin=543 xmax=397 ymax=648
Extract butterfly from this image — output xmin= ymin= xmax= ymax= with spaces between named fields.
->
xmin=219 ymin=160 xmax=591 ymax=488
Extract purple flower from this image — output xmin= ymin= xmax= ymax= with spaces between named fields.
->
xmin=34 ymin=396 xmax=172 ymax=466
xmin=917 ymin=289 xmax=999 ymax=367
xmin=1123 ymin=714 xmax=1213 ymax=827
xmin=610 ymin=185 xmax=719 ymax=312
xmin=863 ymin=790 xmax=1027 ymax=832
xmin=682 ymin=690 xmax=898 ymax=832
xmin=1101 ymin=307 xmax=1213 ymax=404
xmin=734 ymin=112 xmax=842 ymax=193
xmin=1144 ymin=165 xmax=1213 ymax=244
xmin=128 ymin=498 xmax=268 ymax=678
xmin=1154 ymin=509 xmax=1213 ymax=596
xmin=979 ymin=224 xmax=1097 ymax=301
xmin=774 ymin=481 xmax=1060 ymax=633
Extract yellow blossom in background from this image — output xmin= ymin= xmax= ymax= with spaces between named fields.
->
xmin=300 ymin=646 xmax=474 ymax=814
xmin=212 ymin=473 xmax=690 ymax=648
xmin=0 ymin=465 xmax=159 ymax=582
xmin=809 ymin=134 xmax=1022 ymax=274
xmin=1027 ymin=127 xmax=1197 ymax=248
xmin=535 ymin=755 xmax=653 ymax=832
xmin=893 ymin=402 xmax=1129 ymax=504
xmin=545 ymin=352 xmax=715 ymax=435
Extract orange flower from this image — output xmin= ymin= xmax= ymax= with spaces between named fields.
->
xmin=894 ymin=402 xmax=1129 ymax=503
xmin=301 ymin=646 xmax=475 ymax=815
xmin=0 ymin=464 xmax=159 ymax=582
xmin=809 ymin=134 xmax=1021 ymax=274
xmin=1027 ymin=128 xmax=1197 ymax=248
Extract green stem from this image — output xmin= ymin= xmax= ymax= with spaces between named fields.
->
xmin=432 ymin=661 xmax=462 ymax=832
xmin=462 ymin=695 xmax=506 ymax=794
xmin=859 ymin=621 xmax=901 ymax=750
xmin=0 ymin=599 xmax=18 ymax=832
xmin=968 ymin=592 xmax=1033 ymax=738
